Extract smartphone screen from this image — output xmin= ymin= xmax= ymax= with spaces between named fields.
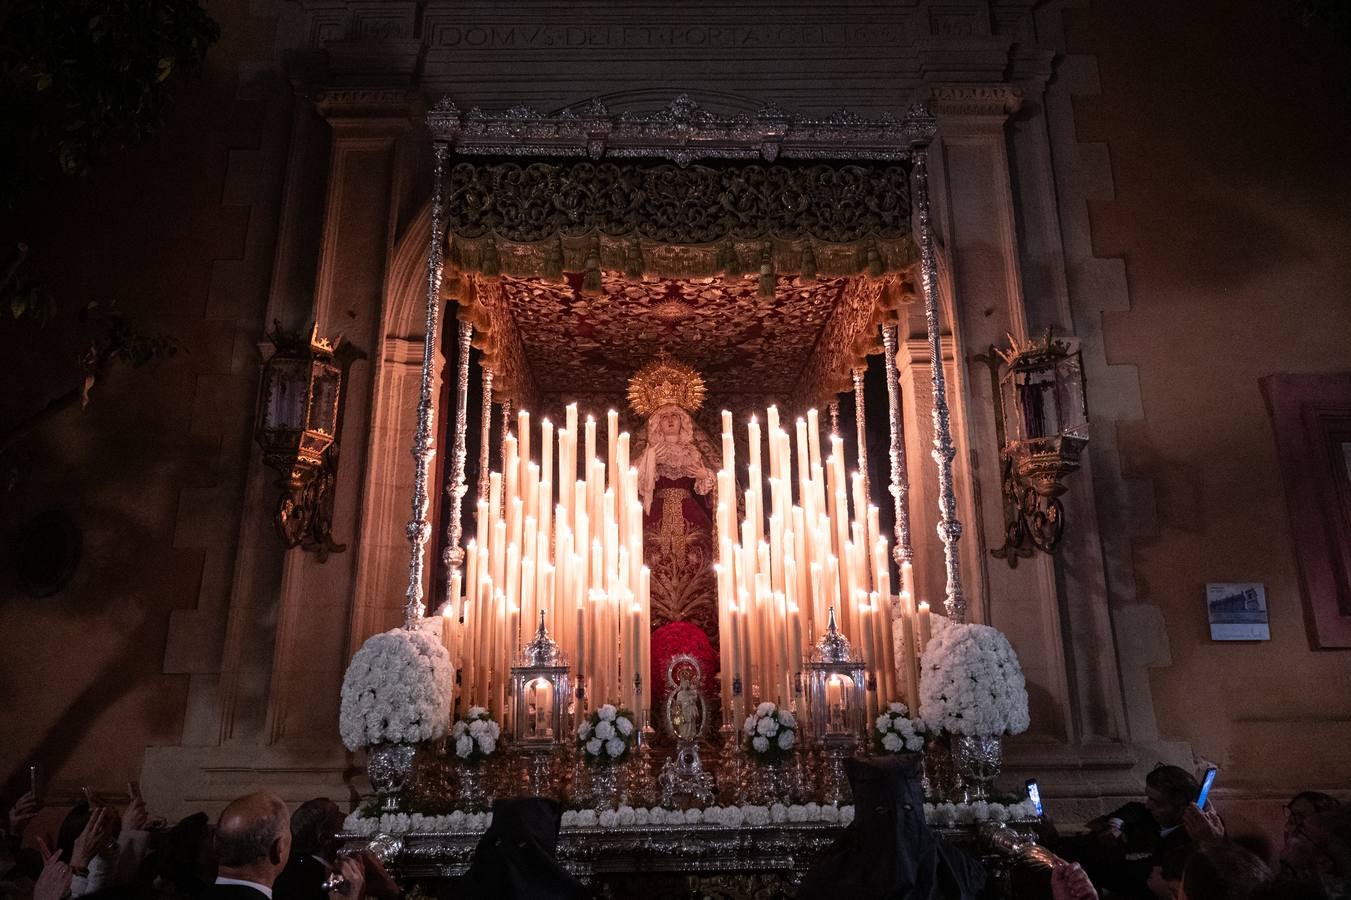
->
xmin=1026 ymin=778 xmax=1044 ymax=816
xmin=1196 ymin=767 xmax=1217 ymax=808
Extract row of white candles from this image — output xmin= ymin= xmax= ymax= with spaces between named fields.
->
xmin=440 ymin=400 xmax=939 ymax=738
xmin=445 ymin=404 xmax=652 ymax=734
xmin=713 ymin=406 xmax=933 ymax=730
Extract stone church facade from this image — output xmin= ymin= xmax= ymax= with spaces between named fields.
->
xmin=2 ymin=0 xmax=1347 ymax=846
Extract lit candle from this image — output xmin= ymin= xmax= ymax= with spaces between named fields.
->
xmin=541 ymin=418 xmax=554 ymax=496
xmin=584 ymin=415 xmax=597 ymax=491
xmin=518 ymin=409 xmax=531 ymax=484
xmin=807 ymin=408 xmax=822 ymax=471
xmin=575 ymin=601 xmax=588 ymax=711
xmin=918 ymin=601 xmax=932 ymax=653
xmin=607 ymin=409 xmax=619 ymax=491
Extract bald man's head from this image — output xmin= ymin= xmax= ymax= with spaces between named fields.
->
xmin=215 ymin=791 xmax=291 ymax=880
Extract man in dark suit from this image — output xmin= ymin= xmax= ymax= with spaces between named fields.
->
xmin=274 ymin=799 xmax=344 ymax=900
xmin=1058 ymin=765 xmax=1200 ymax=900
xmin=210 ymin=791 xmax=363 ymax=899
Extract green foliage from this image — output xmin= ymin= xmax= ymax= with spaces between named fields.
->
xmin=0 ymin=0 xmax=220 ymax=212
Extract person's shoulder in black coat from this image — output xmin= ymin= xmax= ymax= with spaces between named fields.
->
xmin=273 ymin=855 xmax=329 ymax=900
xmin=204 ymin=883 xmax=273 ymax=899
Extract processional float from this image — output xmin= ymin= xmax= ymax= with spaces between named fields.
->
xmin=391 ymin=94 xmax=972 ymax=800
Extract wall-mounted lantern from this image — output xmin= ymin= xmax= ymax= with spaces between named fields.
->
xmin=978 ymin=329 xmax=1089 ymax=565
xmin=255 ymin=322 xmax=362 ymax=560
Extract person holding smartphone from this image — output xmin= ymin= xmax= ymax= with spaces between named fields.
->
xmin=1056 ymin=765 xmax=1200 ymax=900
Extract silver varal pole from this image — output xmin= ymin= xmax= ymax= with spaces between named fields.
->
xmin=477 ymin=369 xmax=494 ymax=502
xmin=440 ymin=317 xmax=474 ymax=610
xmin=404 ymin=141 xmax=449 ymax=624
xmin=908 ymin=116 xmax=966 ymax=623
xmin=851 ymin=365 xmax=871 ymax=504
xmin=881 ymin=322 xmax=914 ymax=567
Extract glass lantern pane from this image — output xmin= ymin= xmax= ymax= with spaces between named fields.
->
xmin=526 ymin=678 xmax=554 ymax=739
xmin=307 ymin=362 xmax=341 ymax=436
xmin=266 ymin=361 xmax=307 ymax=432
xmin=1016 ymin=369 xmax=1058 ymax=440
xmin=825 ymin=673 xmax=855 ymax=734
xmin=1056 ymin=354 xmax=1089 ymax=440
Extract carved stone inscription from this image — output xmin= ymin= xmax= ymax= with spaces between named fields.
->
xmin=427 ymin=22 xmax=909 ymax=51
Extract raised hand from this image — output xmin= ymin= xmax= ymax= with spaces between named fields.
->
xmin=35 ymin=839 xmax=73 ymax=900
xmin=122 ymin=781 xmax=148 ymax=832
xmin=1052 ymin=862 xmax=1100 ymax=900
xmin=357 ymin=849 xmax=401 ymax=898
xmin=8 ymin=789 xmax=40 ymax=834
xmin=1183 ymin=801 xmax=1225 ymax=843
xmin=70 ymin=806 xmax=118 ymax=870
xmin=329 ymin=855 xmax=366 ymax=897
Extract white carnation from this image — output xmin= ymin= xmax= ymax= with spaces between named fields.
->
xmin=605 ymin=737 xmax=625 ymax=757
xmin=777 ymin=729 xmax=796 ymax=750
xmin=577 ymin=722 xmax=592 ymax=739
xmin=889 ymin=702 xmax=908 ymax=714
xmin=598 ymin=810 xmax=618 ymax=828
xmin=918 ymin=618 xmax=1029 ymax=736
xmin=476 ymin=735 xmax=496 ymax=755
xmin=586 ymin=737 xmax=603 ymax=756
xmin=616 ymin=716 xmax=634 ymax=736
xmin=743 ymin=716 xmax=757 ymax=736
xmin=455 ymin=735 xmax=473 ymax=757
xmin=756 ymin=701 xmax=775 ymax=717
xmin=338 ymin=627 xmax=452 ymax=751
xmin=752 ymin=735 xmax=769 ymax=753
xmin=778 ymin=711 xmax=796 ymax=729
xmin=599 ymin=704 xmax=617 ymax=721
xmin=452 ymin=721 xmax=468 ymax=739
xmin=876 ymin=714 xmax=893 ymax=733
xmin=756 ymin=716 xmax=778 ymax=737
xmin=881 ymin=733 xmax=903 ymax=752
xmin=594 ymin=720 xmax=615 ymax=741
xmin=468 ymin=718 xmax=488 ymax=735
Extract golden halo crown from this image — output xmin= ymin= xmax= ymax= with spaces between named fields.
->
xmin=627 ymin=358 xmax=707 ymax=418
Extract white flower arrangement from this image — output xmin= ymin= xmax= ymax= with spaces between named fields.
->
xmin=342 ymin=798 xmax=1039 ymax=837
xmin=576 ymin=703 xmax=636 ymax=764
xmin=339 ymin=626 xmax=452 ymax=751
xmin=450 ymin=706 xmax=501 ymax=763
xmin=918 ymin=616 xmax=1030 ymax=737
xmin=874 ymin=701 xmax=927 ymax=754
xmin=742 ymin=702 xmax=797 ymax=763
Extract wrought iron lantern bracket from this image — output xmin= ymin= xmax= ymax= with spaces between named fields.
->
xmin=975 ymin=329 xmax=1089 ymax=566
xmin=254 ymin=321 xmax=365 ymax=560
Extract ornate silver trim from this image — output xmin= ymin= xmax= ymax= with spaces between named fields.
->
xmin=404 ymin=141 xmax=449 ymax=624
xmin=442 ymin=318 xmax=473 ymax=587
xmin=428 ymin=94 xmax=935 ymax=165
xmin=851 ymin=365 xmax=870 ymax=510
xmin=911 ymin=148 xmax=966 ymax=622
xmin=882 ymin=323 xmax=914 ymax=565
xmin=476 ymin=369 xmax=493 ymax=503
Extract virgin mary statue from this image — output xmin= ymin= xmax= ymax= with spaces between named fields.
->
xmin=627 ymin=359 xmax=723 ymax=721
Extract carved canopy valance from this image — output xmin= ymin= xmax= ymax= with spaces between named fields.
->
xmin=432 ymin=96 xmax=934 ymax=410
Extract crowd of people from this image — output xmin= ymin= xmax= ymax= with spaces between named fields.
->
xmin=1042 ymin=767 xmax=1349 ymax=900
xmin=0 ymin=786 xmax=395 ymax=900
xmin=0 ymin=764 xmax=1345 ymax=900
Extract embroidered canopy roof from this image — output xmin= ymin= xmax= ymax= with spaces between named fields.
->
xmin=429 ymin=96 xmax=934 ymax=410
